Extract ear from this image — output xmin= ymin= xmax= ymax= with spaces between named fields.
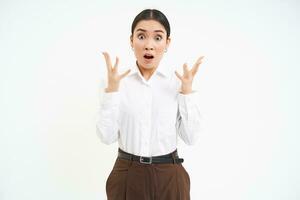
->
xmin=166 ymin=37 xmax=171 ymax=49
xmin=130 ymin=35 xmax=133 ymax=48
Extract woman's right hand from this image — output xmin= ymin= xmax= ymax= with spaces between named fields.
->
xmin=102 ymin=52 xmax=131 ymax=92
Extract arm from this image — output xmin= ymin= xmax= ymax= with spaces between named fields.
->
xmin=96 ymin=87 xmax=120 ymax=145
xmin=96 ymin=52 xmax=130 ymax=144
xmin=176 ymin=91 xmax=205 ymax=145
xmin=174 ymin=56 xmax=206 ymax=145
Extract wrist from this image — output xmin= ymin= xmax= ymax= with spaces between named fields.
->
xmin=180 ymin=84 xmax=192 ymax=94
xmin=105 ymin=85 xmax=119 ymax=92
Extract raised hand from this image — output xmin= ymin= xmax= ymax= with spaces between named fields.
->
xmin=175 ymin=56 xmax=204 ymax=94
xmin=102 ymin=52 xmax=131 ymax=92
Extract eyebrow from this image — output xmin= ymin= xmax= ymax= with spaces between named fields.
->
xmin=136 ymin=28 xmax=165 ymax=34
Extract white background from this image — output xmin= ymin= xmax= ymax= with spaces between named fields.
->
xmin=0 ymin=0 xmax=299 ymax=199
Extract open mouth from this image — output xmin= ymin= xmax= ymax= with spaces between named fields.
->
xmin=144 ymin=54 xmax=154 ymax=59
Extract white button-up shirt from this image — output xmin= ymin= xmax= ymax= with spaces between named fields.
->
xmin=96 ymin=62 xmax=205 ymax=157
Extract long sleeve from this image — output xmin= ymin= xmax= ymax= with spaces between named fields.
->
xmin=96 ymin=86 xmax=120 ymax=145
xmin=176 ymin=91 xmax=206 ymax=145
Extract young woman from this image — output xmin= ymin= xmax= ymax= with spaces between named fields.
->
xmin=97 ymin=8 xmax=205 ymax=200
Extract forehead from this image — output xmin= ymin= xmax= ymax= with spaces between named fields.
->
xmin=134 ymin=20 xmax=166 ymax=34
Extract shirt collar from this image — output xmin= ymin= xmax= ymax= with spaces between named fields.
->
xmin=129 ymin=60 xmax=170 ymax=79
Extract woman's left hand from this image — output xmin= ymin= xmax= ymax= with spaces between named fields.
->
xmin=175 ymin=56 xmax=204 ymax=94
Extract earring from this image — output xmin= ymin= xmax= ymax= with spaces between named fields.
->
xmin=164 ymin=49 xmax=167 ymax=53
xmin=132 ymin=47 xmax=134 ymax=51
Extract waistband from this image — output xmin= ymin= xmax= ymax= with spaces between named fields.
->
xmin=118 ymin=148 xmax=184 ymax=164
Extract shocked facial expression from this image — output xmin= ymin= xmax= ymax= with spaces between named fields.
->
xmin=130 ymin=20 xmax=171 ymax=70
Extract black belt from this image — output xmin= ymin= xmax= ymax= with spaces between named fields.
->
xmin=118 ymin=148 xmax=184 ymax=164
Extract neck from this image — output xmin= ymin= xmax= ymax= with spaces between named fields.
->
xmin=136 ymin=61 xmax=157 ymax=80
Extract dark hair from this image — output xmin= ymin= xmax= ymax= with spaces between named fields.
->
xmin=131 ymin=9 xmax=171 ymax=38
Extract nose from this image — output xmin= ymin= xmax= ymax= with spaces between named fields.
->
xmin=144 ymin=39 xmax=154 ymax=51
xmin=145 ymin=47 xmax=154 ymax=50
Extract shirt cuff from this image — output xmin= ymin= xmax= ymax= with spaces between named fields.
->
xmin=178 ymin=90 xmax=199 ymax=102
xmin=101 ymin=90 xmax=120 ymax=107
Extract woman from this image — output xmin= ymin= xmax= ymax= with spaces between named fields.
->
xmin=97 ymin=8 xmax=205 ymax=200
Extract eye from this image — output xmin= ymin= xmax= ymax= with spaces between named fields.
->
xmin=155 ymin=35 xmax=163 ymax=41
xmin=137 ymin=34 xmax=145 ymax=40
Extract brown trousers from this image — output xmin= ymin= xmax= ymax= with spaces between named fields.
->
xmin=106 ymin=156 xmax=190 ymax=200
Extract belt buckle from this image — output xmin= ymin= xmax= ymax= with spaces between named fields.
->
xmin=139 ymin=156 xmax=152 ymax=164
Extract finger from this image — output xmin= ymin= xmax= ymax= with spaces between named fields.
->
xmin=196 ymin=56 xmax=204 ymax=64
xmin=183 ymin=63 xmax=188 ymax=74
xmin=102 ymin=52 xmax=112 ymax=72
xmin=192 ymin=64 xmax=200 ymax=76
xmin=120 ymin=69 xmax=131 ymax=79
xmin=192 ymin=56 xmax=204 ymax=69
xmin=113 ymin=56 xmax=119 ymax=72
xmin=174 ymin=70 xmax=182 ymax=81
xmin=192 ymin=56 xmax=204 ymax=75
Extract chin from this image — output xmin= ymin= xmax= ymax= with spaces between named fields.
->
xmin=144 ymin=63 xmax=158 ymax=69
xmin=137 ymin=60 xmax=154 ymax=68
